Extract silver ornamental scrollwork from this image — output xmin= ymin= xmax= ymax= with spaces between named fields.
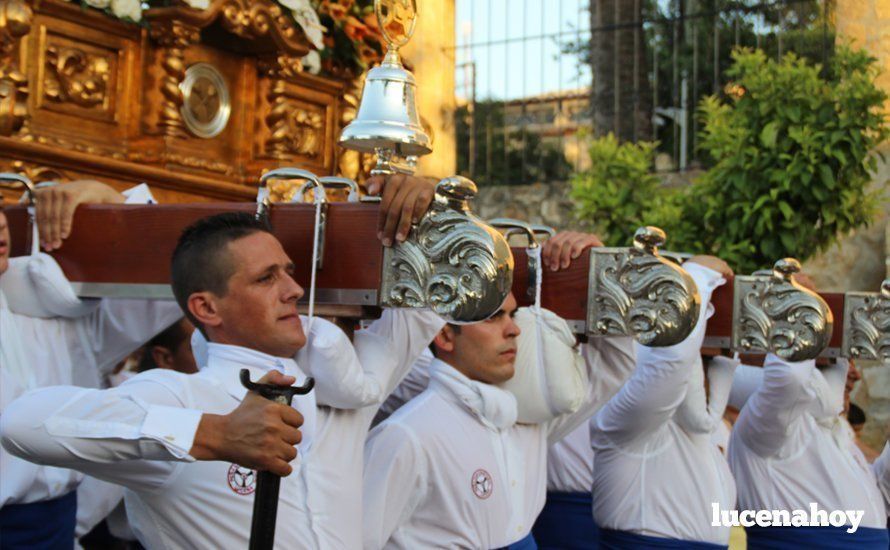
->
xmin=380 ymin=176 xmax=514 ymax=323
xmin=842 ymin=279 xmax=890 ymax=364
xmin=586 ymin=226 xmax=701 ymax=347
xmin=732 ymin=258 xmax=833 ymax=361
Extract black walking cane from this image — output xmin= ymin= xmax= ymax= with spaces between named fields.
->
xmin=240 ymin=369 xmax=315 ymax=550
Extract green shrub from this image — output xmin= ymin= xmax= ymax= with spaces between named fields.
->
xmin=569 ymin=133 xmax=672 ymax=246
xmin=689 ymin=46 xmax=888 ymax=273
xmin=570 ymin=46 xmax=888 ymax=273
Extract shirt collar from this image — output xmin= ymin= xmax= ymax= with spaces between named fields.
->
xmin=428 ymin=358 xmax=518 ymax=430
xmin=202 ymin=342 xmax=308 ymax=402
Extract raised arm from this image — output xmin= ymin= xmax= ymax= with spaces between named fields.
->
xmin=361 ymin=308 xmax=445 ymax=398
xmin=731 ymin=354 xmax=826 ymax=457
xmin=32 ymin=180 xmax=185 ymax=376
xmin=363 ymin=422 xmax=428 ymax=548
xmin=0 ymin=370 xmax=303 ymax=490
xmin=590 ymin=259 xmax=727 ymax=447
xmin=545 ymin=334 xmax=636 ymax=445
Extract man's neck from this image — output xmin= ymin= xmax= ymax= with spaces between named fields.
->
xmin=434 ymin=354 xmax=489 ymax=385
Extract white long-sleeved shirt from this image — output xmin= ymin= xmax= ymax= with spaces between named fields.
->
xmin=0 ymin=298 xmax=182 ymax=507
xmin=874 ymin=443 xmax=890 ymax=515
xmin=363 ymin=333 xmax=635 ymax=549
xmin=1 ymin=309 xmax=443 ymax=549
xmin=728 ymin=356 xmax=888 ymax=529
xmin=589 ymin=263 xmax=737 ymax=545
xmin=546 ymin=338 xmax=635 ymax=493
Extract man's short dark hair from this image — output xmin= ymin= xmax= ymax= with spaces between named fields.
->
xmin=847 ymin=402 xmax=866 ymax=426
xmin=138 ymin=319 xmax=192 ymax=372
xmin=171 ymin=212 xmax=271 ymax=332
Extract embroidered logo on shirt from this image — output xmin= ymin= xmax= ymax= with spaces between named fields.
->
xmin=471 ymin=469 xmax=493 ymax=499
xmin=227 ymin=464 xmax=256 ymax=496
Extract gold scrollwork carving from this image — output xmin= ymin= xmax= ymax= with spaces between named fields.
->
xmin=0 ymin=0 xmax=31 ymax=136
xmin=150 ymin=19 xmax=200 ymax=138
xmin=219 ymin=0 xmax=300 ymax=46
xmin=44 ymin=45 xmax=110 ymax=108
xmin=264 ymin=79 xmax=324 ymax=160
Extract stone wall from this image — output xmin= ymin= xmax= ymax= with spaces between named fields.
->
xmin=834 ymin=0 xmax=890 ymax=447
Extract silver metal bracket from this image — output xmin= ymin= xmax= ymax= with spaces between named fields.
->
xmin=260 ymin=168 xmax=328 ymax=271
xmin=842 ymin=279 xmax=890 ymax=364
xmin=488 ymin=218 xmax=539 ymax=301
xmin=586 ymin=226 xmax=701 ymax=347
xmin=732 ymin=258 xmax=833 ymax=361
xmin=380 ymin=176 xmax=514 ymax=323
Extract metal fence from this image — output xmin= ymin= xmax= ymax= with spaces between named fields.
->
xmin=452 ymin=0 xmax=834 ymax=186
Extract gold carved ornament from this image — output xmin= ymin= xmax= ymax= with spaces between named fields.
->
xmin=44 ymin=45 xmax=109 ymax=108
xmin=0 ymin=0 xmax=31 ymax=136
xmin=150 ymin=20 xmax=200 ymax=138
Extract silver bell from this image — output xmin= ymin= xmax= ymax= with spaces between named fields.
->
xmin=338 ymin=0 xmax=431 ymax=175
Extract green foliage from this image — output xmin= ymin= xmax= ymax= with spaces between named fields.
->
xmin=571 ymin=46 xmax=888 ymax=273
xmin=569 ymin=133 xmax=677 ymax=246
xmin=686 ymin=46 xmax=888 ymax=273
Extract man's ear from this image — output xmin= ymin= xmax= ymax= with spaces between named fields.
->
xmin=151 ymin=346 xmax=174 ymax=370
xmin=433 ymin=326 xmax=457 ymax=354
xmin=188 ymin=292 xmax=222 ymax=331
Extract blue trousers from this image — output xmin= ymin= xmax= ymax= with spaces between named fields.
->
xmin=0 ymin=491 xmax=77 ymax=550
xmin=746 ymin=525 xmax=890 ymax=549
xmin=495 ymin=532 xmax=538 ymax=550
xmin=598 ymin=528 xmax=728 ymax=549
xmin=532 ymin=492 xmax=599 ymax=549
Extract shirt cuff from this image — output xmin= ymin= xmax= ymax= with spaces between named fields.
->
xmin=140 ymin=405 xmax=202 ymax=460
xmin=122 ymin=183 xmax=157 ymax=204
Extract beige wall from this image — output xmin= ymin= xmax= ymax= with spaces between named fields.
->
xmin=825 ymin=0 xmax=890 ymax=448
xmin=401 ymin=0 xmax=456 ymax=178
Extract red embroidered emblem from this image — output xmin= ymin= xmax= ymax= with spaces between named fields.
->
xmin=471 ymin=469 xmax=493 ymax=499
xmin=227 ymin=464 xmax=256 ymax=495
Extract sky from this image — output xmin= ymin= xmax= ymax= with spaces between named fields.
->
xmin=453 ymin=0 xmax=593 ymax=102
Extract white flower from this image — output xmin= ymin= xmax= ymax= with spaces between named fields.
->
xmin=281 ymin=0 xmax=325 ymax=50
xmin=83 ymin=0 xmax=111 ymax=8
xmin=110 ymin=0 xmax=141 ymax=21
xmin=302 ymin=50 xmax=321 ymax=75
xmin=183 ymin=0 xmax=210 ymax=9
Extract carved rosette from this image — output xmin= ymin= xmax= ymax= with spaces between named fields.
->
xmin=0 ymin=0 xmax=31 ymax=136
xmin=150 ymin=20 xmax=200 ymax=138
xmin=380 ymin=176 xmax=514 ymax=323
xmin=732 ymin=258 xmax=833 ymax=361
xmin=587 ymin=227 xmax=701 ymax=347
xmin=44 ymin=45 xmax=109 ymax=108
xmin=842 ymin=279 xmax=890 ymax=364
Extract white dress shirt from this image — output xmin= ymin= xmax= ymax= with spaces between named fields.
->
xmin=728 ymin=356 xmax=888 ymax=529
xmin=363 ymin=332 xmax=635 ymax=549
xmin=2 ymin=309 xmax=443 ymax=549
xmin=545 ymin=338 xmax=635 ymax=493
xmin=589 ymin=263 xmax=737 ymax=545
xmin=0 ymin=297 xmax=182 ymax=507
xmin=874 ymin=443 xmax=890 ymax=515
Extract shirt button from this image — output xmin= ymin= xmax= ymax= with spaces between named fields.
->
xmin=511 ymin=480 xmax=516 ymax=487
xmin=517 ymin=526 xmax=523 ymax=532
